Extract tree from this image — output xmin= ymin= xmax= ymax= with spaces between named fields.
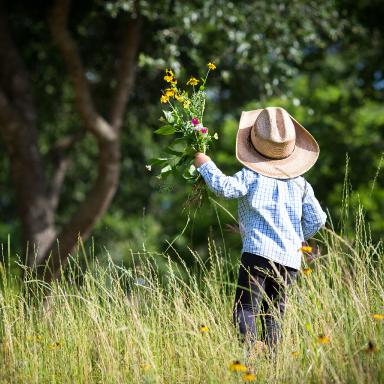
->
xmin=0 ymin=0 xmax=346 ymax=281
xmin=0 ymin=0 xmax=141 ymax=280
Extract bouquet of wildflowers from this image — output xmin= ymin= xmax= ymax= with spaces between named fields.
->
xmin=150 ymin=63 xmax=217 ymax=205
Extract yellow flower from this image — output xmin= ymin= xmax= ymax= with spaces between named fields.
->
xmin=242 ymin=371 xmax=256 ymax=382
xmin=165 ymin=68 xmax=174 ymax=77
xmin=365 ymin=341 xmax=379 ymax=353
xmin=317 ymin=334 xmax=330 ymax=344
xmin=302 ymin=268 xmax=312 ymax=275
xmin=229 ymin=360 xmax=247 ymax=373
xmin=199 ymin=325 xmax=209 ymax=333
xmin=372 ymin=313 xmax=384 ymax=320
xmin=164 ymin=68 xmax=177 ymax=84
xmin=160 ymin=94 xmax=169 ymax=103
xmin=207 ymin=62 xmax=217 ymax=70
xmin=291 ymin=351 xmax=299 ymax=357
xmin=27 ymin=335 xmax=42 ymax=342
xmin=48 ymin=341 xmax=61 ymax=350
xmin=175 ymin=93 xmax=184 ymax=102
xmin=183 ymin=100 xmax=191 ymax=109
xmin=165 ymin=88 xmax=175 ymax=97
xmin=298 ymin=246 xmax=313 ymax=253
xmin=141 ymin=363 xmax=151 ymax=372
xmin=186 ymin=77 xmax=199 ymax=86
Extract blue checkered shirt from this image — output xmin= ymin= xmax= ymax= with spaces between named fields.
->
xmin=197 ymin=160 xmax=327 ymax=270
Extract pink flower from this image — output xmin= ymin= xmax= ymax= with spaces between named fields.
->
xmin=191 ymin=117 xmax=199 ymax=126
xmin=201 ymin=127 xmax=208 ymax=134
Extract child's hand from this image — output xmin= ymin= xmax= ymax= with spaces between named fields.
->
xmin=194 ymin=152 xmax=211 ymax=168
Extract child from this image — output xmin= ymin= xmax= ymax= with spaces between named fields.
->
xmin=194 ymin=107 xmax=327 ymax=351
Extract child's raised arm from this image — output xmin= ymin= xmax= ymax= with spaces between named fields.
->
xmin=194 ymin=152 xmax=250 ymax=199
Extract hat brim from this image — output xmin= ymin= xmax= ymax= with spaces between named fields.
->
xmin=236 ymin=109 xmax=319 ymax=179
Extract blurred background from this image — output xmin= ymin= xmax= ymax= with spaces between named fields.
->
xmin=0 ymin=0 xmax=383 ymax=278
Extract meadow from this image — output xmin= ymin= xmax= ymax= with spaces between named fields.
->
xmin=0 ymin=210 xmax=383 ymax=384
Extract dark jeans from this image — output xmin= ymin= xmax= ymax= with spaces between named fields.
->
xmin=233 ymin=252 xmax=298 ymax=348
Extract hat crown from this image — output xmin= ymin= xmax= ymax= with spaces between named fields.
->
xmin=251 ymin=107 xmax=296 ymax=159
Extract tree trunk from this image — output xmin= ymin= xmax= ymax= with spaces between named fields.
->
xmin=37 ymin=140 xmax=121 ymax=280
xmin=0 ymin=0 xmax=141 ymax=281
xmin=35 ymin=0 xmax=141 ymax=281
xmin=0 ymin=116 xmax=56 ymax=264
xmin=0 ymin=1 xmax=56 ymax=264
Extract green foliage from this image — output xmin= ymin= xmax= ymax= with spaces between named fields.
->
xmin=1 ymin=0 xmax=383 ymax=269
xmin=92 ymin=211 xmax=162 ymax=260
xmin=105 ymin=0 xmax=347 ymax=97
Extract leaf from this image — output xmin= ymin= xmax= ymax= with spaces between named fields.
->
xmin=173 ymin=136 xmax=188 ymax=144
xmin=154 ymin=125 xmax=176 ymax=135
xmin=148 ymin=157 xmax=169 ymax=166
xmin=176 ymin=155 xmax=189 ymax=166
xmin=184 ymin=147 xmax=196 ymax=157
xmin=163 ymin=110 xmax=175 ymax=123
xmin=160 ymin=165 xmax=172 ymax=174
xmin=164 ymin=147 xmax=184 ymax=156
xmin=182 ymin=163 xmax=197 ymax=180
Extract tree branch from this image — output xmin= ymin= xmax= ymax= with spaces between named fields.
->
xmin=49 ymin=157 xmax=71 ymax=213
xmin=47 ymin=131 xmax=85 ymax=158
xmin=110 ymin=16 xmax=142 ymax=131
xmin=47 ymin=131 xmax=85 ymax=212
xmin=48 ymin=0 xmax=117 ymax=142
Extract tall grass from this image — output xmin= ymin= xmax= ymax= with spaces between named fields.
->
xmin=0 ymin=210 xmax=383 ymax=383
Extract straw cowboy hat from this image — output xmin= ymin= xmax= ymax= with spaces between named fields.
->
xmin=236 ymin=107 xmax=319 ymax=179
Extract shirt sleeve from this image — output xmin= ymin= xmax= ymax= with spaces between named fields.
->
xmin=301 ymin=181 xmax=327 ymax=240
xmin=197 ymin=160 xmax=250 ymax=199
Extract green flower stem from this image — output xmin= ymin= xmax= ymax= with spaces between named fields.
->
xmin=202 ymin=69 xmax=210 ymax=86
xmin=200 ymin=97 xmax=206 ymax=123
xmin=167 ymin=99 xmax=182 ymax=121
